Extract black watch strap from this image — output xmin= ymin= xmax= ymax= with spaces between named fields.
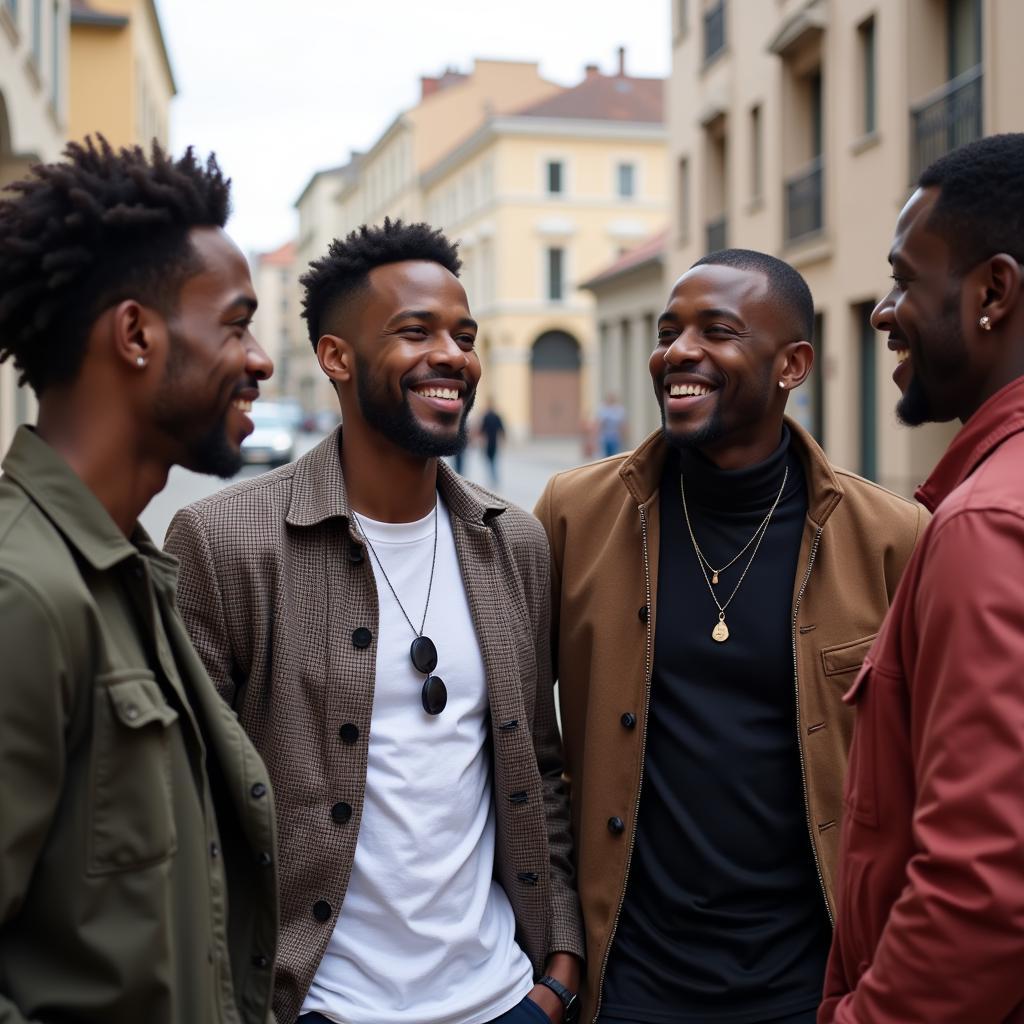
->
xmin=537 ymin=975 xmax=580 ymax=1023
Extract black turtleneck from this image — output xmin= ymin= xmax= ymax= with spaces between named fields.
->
xmin=600 ymin=427 xmax=831 ymax=1024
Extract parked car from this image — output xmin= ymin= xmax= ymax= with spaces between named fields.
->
xmin=241 ymin=401 xmax=299 ymax=468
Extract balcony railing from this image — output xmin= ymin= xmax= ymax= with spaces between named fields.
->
xmin=785 ymin=155 xmax=824 ymax=243
xmin=705 ymin=215 xmax=728 ymax=254
xmin=703 ymin=0 xmax=726 ymax=63
xmin=910 ymin=65 xmax=983 ymax=180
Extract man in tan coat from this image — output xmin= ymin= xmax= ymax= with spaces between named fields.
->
xmin=535 ymin=249 xmax=925 ymax=1024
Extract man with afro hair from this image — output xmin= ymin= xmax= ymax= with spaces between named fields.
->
xmin=167 ymin=218 xmax=585 ymax=1024
xmin=0 ymin=136 xmax=278 ymax=1023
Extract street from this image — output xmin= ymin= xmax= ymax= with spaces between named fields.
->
xmin=140 ymin=431 xmax=593 ymax=545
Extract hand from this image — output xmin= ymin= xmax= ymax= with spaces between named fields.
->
xmin=528 ymin=953 xmax=581 ymax=1023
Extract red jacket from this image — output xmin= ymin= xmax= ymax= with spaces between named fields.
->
xmin=820 ymin=376 xmax=1024 ymax=1023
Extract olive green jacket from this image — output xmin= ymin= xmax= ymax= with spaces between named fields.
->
xmin=0 ymin=427 xmax=278 ymax=1024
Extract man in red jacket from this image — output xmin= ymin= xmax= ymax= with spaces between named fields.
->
xmin=820 ymin=133 xmax=1024 ymax=1023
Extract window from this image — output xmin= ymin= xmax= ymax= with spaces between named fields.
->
xmin=749 ymin=104 xmax=763 ymax=200
xmin=857 ymin=301 xmax=878 ymax=480
xmin=31 ymin=0 xmax=41 ymax=65
xmin=546 ymin=160 xmax=564 ymax=196
xmin=858 ymin=17 xmax=877 ymax=136
xmin=616 ymin=162 xmax=636 ymax=198
xmin=546 ymin=247 xmax=565 ymax=301
xmin=703 ymin=0 xmax=726 ymax=63
xmin=677 ymin=157 xmax=691 ymax=242
xmin=948 ymin=0 xmax=982 ymax=79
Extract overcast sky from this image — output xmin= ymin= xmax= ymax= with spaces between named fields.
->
xmin=159 ymin=0 xmax=671 ymax=257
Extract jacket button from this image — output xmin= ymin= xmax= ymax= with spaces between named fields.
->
xmin=312 ymin=899 xmax=332 ymax=922
xmin=331 ymin=801 xmax=353 ymax=824
xmin=348 ymin=544 xmax=365 ymax=564
xmin=250 ymin=783 xmax=267 ymax=799
xmin=339 ymin=722 xmax=360 ymax=744
xmin=352 ymin=627 xmax=373 ymax=649
xmin=620 ymin=712 xmax=637 ymax=729
xmin=257 ymin=850 xmax=273 ymax=866
xmin=608 ymin=816 xmax=626 ymax=835
xmin=210 ymin=841 xmax=220 ymax=859
xmin=251 ymin=953 xmax=269 ymax=969
xmin=638 ymin=606 xmax=649 ymax=623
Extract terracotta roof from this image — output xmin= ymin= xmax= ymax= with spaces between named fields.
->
xmin=515 ymin=72 xmax=663 ymax=123
xmin=259 ymin=240 xmax=296 ymax=267
xmin=581 ymin=229 xmax=667 ymax=290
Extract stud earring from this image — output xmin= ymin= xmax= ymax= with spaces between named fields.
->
xmin=778 ymin=381 xmax=787 ymax=390
xmin=979 ymin=314 xmax=992 ymax=331
xmin=136 ymin=356 xmax=147 ymax=367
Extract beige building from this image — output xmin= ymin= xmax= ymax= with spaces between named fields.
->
xmin=582 ymin=230 xmax=667 ymax=449
xmin=251 ymin=240 xmax=299 ymax=399
xmin=68 ymin=0 xmax=175 ymax=148
xmin=664 ymin=0 xmax=1023 ymax=496
xmin=421 ymin=55 xmax=667 ymax=439
xmin=1 ymin=0 xmax=70 ymax=452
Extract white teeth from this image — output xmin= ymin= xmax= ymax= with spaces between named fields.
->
xmin=895 ymin=350 xmax=910 ymax=365
xmin=669 ymin=383 xmax=712 ymax=398
xmin=233 ymin=399 xmax=253 ymax=413
xmin=416 ymin=387 xmax=460 ymax=400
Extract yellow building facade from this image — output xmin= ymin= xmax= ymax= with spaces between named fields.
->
xmin=665 ymin=0 xmax=1024 ymax=496
xmin=68 ymin=0 xmax=175 ymax=148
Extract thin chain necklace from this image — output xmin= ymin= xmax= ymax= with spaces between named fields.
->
xmin=352 ymin=506 xmax=448 ymax=715
xmin=680 ymin=465 xmax=788 ymax=643
xmin=690 ymin=491 xmax=782 ymax=585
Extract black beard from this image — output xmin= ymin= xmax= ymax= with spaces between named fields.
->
xmin=895 ymin=372 xmax=934 ymax=427
xmin=356 ymin=372 xmax=475 ymax=457
xmin=660 ymin=402 xmax=726 ymax=451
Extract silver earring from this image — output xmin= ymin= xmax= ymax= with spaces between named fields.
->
xmin=979 ymin=315 xmax=992 ymax=331
xmin=778 ymin=381 xmax=786 ymax=389
xmin=136 ymin=356 xmax=147 ymax=367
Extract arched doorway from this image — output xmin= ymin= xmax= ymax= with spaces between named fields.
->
xmin=531 ymin=330 xmax=581 ymax=437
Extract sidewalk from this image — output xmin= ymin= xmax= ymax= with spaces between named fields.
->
xmin=452 ymin=437 xmax=594 ymax=513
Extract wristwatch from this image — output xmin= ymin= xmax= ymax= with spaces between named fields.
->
xmin=537 ymin=975 xmax=580 ymax=1024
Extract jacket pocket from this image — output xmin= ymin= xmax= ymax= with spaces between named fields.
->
xmin=842 ymin=659 xmax=879 ymax=829
xmin=820 ymin=633 xmax=877 ymax=678
xmin=88 ymin=670 xmax=180 ymax=875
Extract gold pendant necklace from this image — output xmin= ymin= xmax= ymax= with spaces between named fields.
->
xmin=680 ymin=465 xmax=789 ymax=644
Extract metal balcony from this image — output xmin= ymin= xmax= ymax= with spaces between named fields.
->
xmin=704 ymin=0 xmax=726 ymax=63
xmin=910 ymin=65 xmax=983 ymax=180
xmin=705 ymin=215 xmax=728 ymax=254
xmin=785 ymin=155 xmax=824 ymax=243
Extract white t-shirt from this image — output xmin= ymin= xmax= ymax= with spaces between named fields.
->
xmin=301 ymin=501 xmax=534 ymax=1024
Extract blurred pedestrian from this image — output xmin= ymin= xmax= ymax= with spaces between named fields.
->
xmin=596 ymin=391 xmax=627 ymax=456
xmin=821 ymin=134 xmax=1024 ymax=1024
xmin=166 ymin=219 xmax=583 ymax=1024
xmin=479 ymin=401 xmax=506 ymax=486
xmin=0 ymin=137 xmax=278 ymax=1023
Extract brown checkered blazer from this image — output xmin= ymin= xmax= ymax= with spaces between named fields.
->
xmin=165 ymin=429 xmax=583 ymax=1023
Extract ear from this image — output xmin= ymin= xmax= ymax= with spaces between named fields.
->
xmin=778 ymin=339 xmax=814 ymax=391
xmin=317 ymin=334 xmax=354 ymax=385
xmin=976 ymin=254 xmax=1022 ymax=330
xmin=110 ymin=299 xmax=165 ymax=371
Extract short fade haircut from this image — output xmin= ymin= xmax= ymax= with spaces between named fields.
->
xmin=0 ymin=135 xmax=230 ymax=396
xmin=919 ymin=132 xmax=1024 ymax=273
xmin=300 ymin=217 xmax=461 ymax=348
xmin=691 ymin=248 xmax=815 ymax=342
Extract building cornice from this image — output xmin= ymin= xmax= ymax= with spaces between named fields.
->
xmin=421 ymin=116 xmax=666 ymax=188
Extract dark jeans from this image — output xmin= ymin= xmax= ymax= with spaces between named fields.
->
xmin=298 ymin=995 xmax=550 ymax=1024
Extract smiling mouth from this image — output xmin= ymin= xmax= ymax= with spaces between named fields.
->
xmin=232 ymin=398 xmax=253 ymax=413
xmin=668 ymin=382 xmax=715 ymax=398
xmin=412 ymin=385 xmax=462 ymax=401
xmin=894 ymin=349 xmax=910 ymax=365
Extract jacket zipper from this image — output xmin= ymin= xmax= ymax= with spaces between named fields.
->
xmin=791 ymin=524 xmax=833 ymax=925
xmin=591 ymin=503 xmax=655 ymax=1023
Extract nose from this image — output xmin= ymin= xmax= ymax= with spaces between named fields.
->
xmin=664 ymin=326 xmax=703 ymax=366
xmin=427 ymin=332 xmax=470 ymax=372
xmin=871 ymin=291 xmax=894 ymax=333
xmin=246 ymin=335 xmax=274 ymax=381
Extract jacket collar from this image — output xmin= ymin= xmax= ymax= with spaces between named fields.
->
xmin=915 ymin=375 xmax=1024 ymax=513
xmin=285 ymin=426 xmax=506 ymax=530
xmin=619 ymin=416 xmax=844 ymax=525
xmin=1 ymin=425 xmax=170 ymax=572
